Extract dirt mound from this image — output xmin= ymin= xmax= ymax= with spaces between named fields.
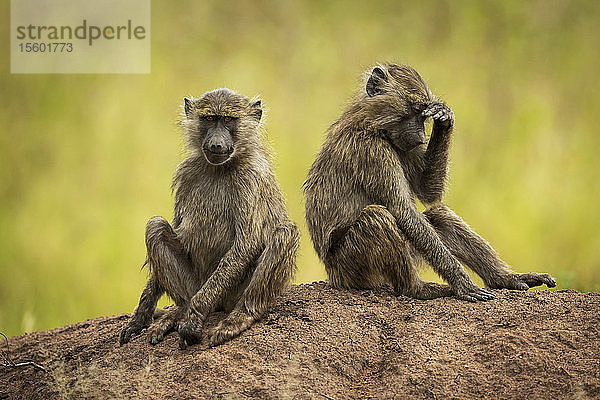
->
xmin=1 ymin=283 xmax=599 ymax=399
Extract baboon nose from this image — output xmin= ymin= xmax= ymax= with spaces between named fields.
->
xmin=210 ymin=143 xmax=224 ymax=152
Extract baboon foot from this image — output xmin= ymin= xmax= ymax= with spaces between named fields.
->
xmin=452 ymin=278 xmax=496 ymax=302
xmin=209 ymin=310 xmax=255 ymax=348
xmin=119 ymin=315 xmax=152 ymax=345
xmin=148 ymin=307 xmax=184 ymax=345
xmin=411 ymin=282 xmax=454 ymax=300
xmin=489 ymin=272 xmax=556 ymax=290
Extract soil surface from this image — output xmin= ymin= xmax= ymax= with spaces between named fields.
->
xmin=1 ymin=283 xmax=599 ymax=399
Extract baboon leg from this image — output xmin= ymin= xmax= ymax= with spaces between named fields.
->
xmin=209 ymin=222 xmax=300 ymax=347
xmin=144 ymin=216 xmax=201 ymax=305
xmin=424 ymin=204 xmax=556 ymax=290
xmin=120 ymin=216 xmax=200 ymax=345
xmin=119 ymin=277 xmax=164 ymax=345
xmin=327 ymin=204 xmax=452 ymax=300
xmin=148 ymin=305 xmax=186 ymax=345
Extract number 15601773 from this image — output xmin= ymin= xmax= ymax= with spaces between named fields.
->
xmin=19 ymin=42 xmax=73 ymax=52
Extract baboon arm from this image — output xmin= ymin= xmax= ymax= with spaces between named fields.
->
xmin=188 ymin=239 xmax=260 ymax=321
xmin=418 ymin=122 xmax=452 ymax=204
xmin=391 ymin=199 xmax=469 ymax=287
xmin=364 ymin=164 xmax=469 ymax=287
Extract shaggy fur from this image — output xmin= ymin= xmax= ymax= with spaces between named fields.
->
xmin=120 ymin=88 xmax=299 ymax=348
xmin=304 ymin=63 xmax=556 ymax=301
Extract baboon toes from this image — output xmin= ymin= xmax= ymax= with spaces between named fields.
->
xmin=209 ymin=312 xmax=255 ymax=347
xmin=209 ymin=328 xmax=236 ymax=348
xmin=491 ymin=272 xmax=557 ymax=290
xmin=148 ymin=316 xmax=180 ymax=345
xmin=451 ymin=278 xmax=496 ymax=302
xmin=492 ymin=278 xmax=529 ymax=291
xmin=119 ymin=321 xmax=146 ymax=346
xmin=209 ymin=323 xmax=244 ymax=347
xmin=516 ymin=272 xmax=556 ymax=289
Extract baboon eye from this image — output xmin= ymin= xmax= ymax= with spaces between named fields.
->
xmin=204 ymin=115 xmax=214 ymax=122
xmin=224 ymin=116 xmax=232 ymax=123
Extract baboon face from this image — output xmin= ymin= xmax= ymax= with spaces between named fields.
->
xmin=197 ymin=115 xmax=235 ymax=165
xmin=183 ymin=88 xmax=262 ymax=165
xmin=365 ymin=65 xmax=432 ymax=152
xmin=380 ymin=109 xmax=427 ymax=152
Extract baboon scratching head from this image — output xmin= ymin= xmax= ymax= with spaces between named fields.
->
xmin=304 ymin=62 xmax=556 ymax=302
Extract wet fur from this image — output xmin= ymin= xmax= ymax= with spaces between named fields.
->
xmin=304 ymin=64 xmax=555 ymax=301
xmin=120 ymin=88 xmax=299 ymax=348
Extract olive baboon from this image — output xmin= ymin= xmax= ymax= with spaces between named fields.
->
xmin=303 ymin=64 xmax=556 ymax=301
xmin=120 ymin=88 xmax=299 ymax=349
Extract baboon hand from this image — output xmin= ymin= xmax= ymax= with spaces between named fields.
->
xmin=178 ymin=316 xmax=204 ymax=350
xmin=422 ymin=101 xmax=454 ymax=128
xmin=452 ymin=279 xmax=496 ymax=302
xmin=119 ymin=317 xmax=150 ymax=346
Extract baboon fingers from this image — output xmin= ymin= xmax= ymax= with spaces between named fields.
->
xmin=177 ymin=319 xmax=204 ymax=349
xmin=422 ymin=101 xmax=442 ymax=116
xmin=456 ymin=293 xmax=478 ymax=302
xmin=432 ymin=110 xmax=444 ymax=120
xmin=454 ymin=284 xmax=496 ymax=302
xmin=456 ymin=291 xmax=494 ymax=302
xmin=512 ymin=281 xmax=530 ymax=291
xmin=422 ymin=101 xmax=454 ymax=127
xmin=149 ymin=331 xmax=164 ymax=345
xmin=178 ymin=336 xmax=188 ymax=350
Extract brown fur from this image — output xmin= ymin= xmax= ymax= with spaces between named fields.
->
xmin=304 ymin=63 xmax=556 ymax=301
xmin=120 ymin=88 xmax=299 ymax=348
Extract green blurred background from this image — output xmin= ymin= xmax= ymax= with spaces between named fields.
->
xmin=1 ymin=0 xmax=599 ymax=337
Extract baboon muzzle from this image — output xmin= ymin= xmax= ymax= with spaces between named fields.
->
xmin=203 ymin=125 xmax=234 ymax=165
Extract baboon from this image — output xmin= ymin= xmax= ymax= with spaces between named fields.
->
xmin=303 ymin=63 xmax=556 ymax=301
xmin=120 ymin=88 xmax=299 ymax=349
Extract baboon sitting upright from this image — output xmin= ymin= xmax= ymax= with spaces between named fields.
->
xmin=120 ymin=89 xmax=299 ymax=348
xmin=304 ymin=64 xmax=556 ymax=301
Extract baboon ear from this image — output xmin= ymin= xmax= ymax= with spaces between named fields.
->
xmin=366 ymin=67 xmax=388 ymax=97
xmin=184 ymin=97 xmax=193 ymax=117
xmin=250 ymin=99 xmax=262 ymax=121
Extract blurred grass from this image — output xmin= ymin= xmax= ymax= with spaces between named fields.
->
xmin=1 ymin=0 xmax=599 ymax=336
